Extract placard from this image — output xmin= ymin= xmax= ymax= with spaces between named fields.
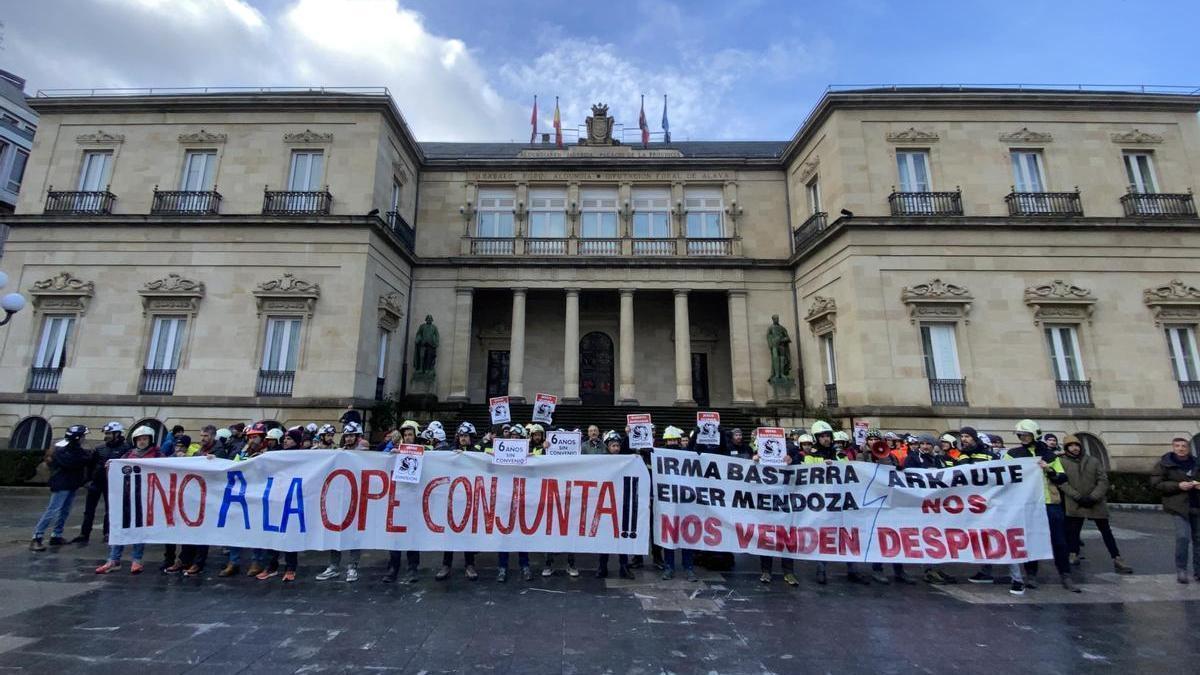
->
xmin=627 ymin=414 xmax=653 ymax=450
xmin=391 ymin=444 xmax=424 ymax=484
xmin=493 ymin=438 xmax=529 ymax=465
xmin=756 ymin=427 xmax=787 ymax=465
xmin=853 ymin=420 xmax=869 ymax=448
xmin=489 ymin=396 xmax=511 ymax=425
xmin=547 ymin=430 xmax=582 ymax=456
xmin=532 ymin=393 xmax=557 ymax=424
xmin=696 ymin=412 xmax=721 ymax=446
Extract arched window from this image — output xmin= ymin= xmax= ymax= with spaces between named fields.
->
xmin=132 ymin=418 xmax=166 ymax=447
xmin=1075 ymin=432 xmax=1109 ymax=470
xmin=1191 ymin=433 xmax=1200 ymax=457
xmin=11 ymin=417 xmax=53 ymax=450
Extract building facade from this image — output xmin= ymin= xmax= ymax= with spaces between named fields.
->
xmin=1 ymin=86 xmax=1198 ymax=470
xmin=0 ymin=70 xmax=37 ymax=221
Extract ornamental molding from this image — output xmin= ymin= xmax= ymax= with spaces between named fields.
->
xmin=797 ymin=156 xmax=820 ymax=183
xmin=999 ymin=127 xmax=1053 ymax=143
xmin=283 ymin=129 xmax=334 ymax=144
xmin=177 ymin=129 xmax=227 ymax=144
xmin=1023 ymin=280 xmax=1096 ymax=325
xmin=391 ymin=161 xmax=409 ymax=184
xmin=378 ymin=292 xmax=405 ymax=330
xmin=253 ymin=273 xmax=320 ymax=317
xmin=886 ymin=127 xmax=939 ymax=143
xmin=900 ymin=279 xmax=972 ymax=323
xmin=805 ymin=296 xmax=837 ymax=335
xmin=139 ymin=273 xmax=205 ymax=316
xmin=29 ymin=272 xmax=95 ymax=314
xmin=1111 ymin=129 xmax=1163 ymax=145
xmin=141 ymin=273 xmax=205 ymax=296
xmin=1144 ymin=279 xmax=1200 ymax=326
xmin=75 ymin=130 xmax=124 ymax=144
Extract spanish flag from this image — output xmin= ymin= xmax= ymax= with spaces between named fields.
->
xmin=553 ymin=96 xmax=562 ymax=148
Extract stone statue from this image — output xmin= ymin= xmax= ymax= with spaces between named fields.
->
xmin=767 ymin=314 xmax=792 ymax=383
xmin=413 ymin=315 xmax=439 ymax=376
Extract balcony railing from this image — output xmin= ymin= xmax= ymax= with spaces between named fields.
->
xmin=824 ymin=383 xmax=839 ymax=407
xmin=44 ymin=188 xmax=116 ymax=215
xmin=262 ymin=188 xmax=332 ymax=215
xmin=526 ymin=238 xmax=567 ymax=255
xmin=140 ymin=368 xmax=177 ymax=395
xmin=578 ymin=238 xmax=621 ymax=256
xmin=632 ymin=238 xmax=676 ymax=256
xmin=686 ymin=238 xmax=732 ymax=256
xmin=1055 ymin=379 xmax=1093 ymax=408
xmin=151 ymin=188 xmax=221 ymax=215
xmin=386 ymin=211 xmax=415 ymax=252
xmin=375 ymin=377 xmax=386 ymax=401
xmin=471 ymin=238 xmax=514 ymax=255
xmin=28 ymin=367 xmax=63 ymax=393
xmin=1180 ymin=381 xmax=1200 ymax=408
xmin=928 ymin=378 xmax=968 ymax=406
xmin=1120 ymin=191 xmax=1197 ymax=218
xmin=256 ymin=369 xmax=295 ymax=397
xmin=888 ymin=189 xmax=963 ymax=216
xmin=792 ymin=211 xmax=829 ymax=250
xmin=1005 ymin=190 xmax=1083 ymax=217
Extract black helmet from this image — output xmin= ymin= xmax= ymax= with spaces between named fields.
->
xmin=65 ymin=424 xmax=89 ymax=440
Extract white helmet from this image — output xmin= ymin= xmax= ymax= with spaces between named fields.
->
xmin=343 ymin=421 xmax=363 ymax=435
xmin=318 ymin=424 xmax=337 ymax=436
xmin=216 ymin=428 xmax=232 ymax=441
xmin=305 ymin=422 xmax=319 ymax=433
xmin=833 ymin=431 xmax=850 ymax=443
xmin=266 ymin=428 xmax=284 ymax=440
xmin=810 ymin=420 xmax=833 ymax=436
xmin=102 ymin=421 xmax=125 ymax=434
xmin=131 ymin=426 xmax=156 ymax=440
xmin=1015 ymin=419 xmax=1040 ymax=436
xmin=428 ymin=420 xmax=444 ymax=431
xmin=432 ymin=428 xmax=446 ymax=442
xmin=798 ymin=434 xmax=814 ymax=444
xmin=603 ymin=430 xmax=622 ymax=443
xmin=456 ymin=422 xmax=476 ymax=436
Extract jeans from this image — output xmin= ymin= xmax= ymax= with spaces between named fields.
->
xmin=228 ymin=548 xmax=269 ymax=566
xmin=544 ymin=553 xmax=576 ymax=569
xmin=33 ymin=489 xmax=77 ymax=539
xmin=80 ymin=481 xmax=109 ymax=539
xmin=760 ymin=556 xmax=795 ymax=574
xmin=497 ymin=552 xmax=530 ymax=569
xmin=442 ymin=551 xmax=476 ymax=567
xmin=663 ymin=548 xmax=694 ymax=571
xmin=330 ymin=549 xmax=362 ymax=567
xmin=180 ymin=545 xmax=209 ymax=569
xmin=1046 ymin=503 xmax=1071 ymax=576
xmin=1172 ymin=512 xmax=1200 ymax=572
xmin=388 ymin=550 xmax=420 ymax=572
xmin=1066 ymin=516 xmax=1121 ymax=558
xmin=108 ymin=543 xmax=145 ymax=562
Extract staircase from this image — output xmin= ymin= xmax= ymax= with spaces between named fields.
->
xmin=423 ymin=403 xmax=762 ymax=436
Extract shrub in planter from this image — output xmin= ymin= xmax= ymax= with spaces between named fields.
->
xmin=0 ymin=449 xmax=48 ymax=486
xmin=1107 ymin=471 xmax=1158 ymax=505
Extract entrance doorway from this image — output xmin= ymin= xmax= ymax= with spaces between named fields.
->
xmin=486 ymin=350 xmax=510 ymax=399
xmin=691 ymin=353 xmax=710 ymax=406
xmin=579 ymin=332 xmax=614 ymax=405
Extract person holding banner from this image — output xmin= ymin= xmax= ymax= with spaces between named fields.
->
xmin=95 ymin=426 xmax=161 ymax=574
xmin=597 ymin=432 xmax=636 ymax=580
xmin=379 ymin=420 xmax=422 ymax=584
xmin=534 ymin=423 xmax=578 ymax=578
xmin=902 ymin=435 xmax=958 ymax=585
xmin=312 ymin=424 xmax=338 ymax=450
xmin=805 ymin=421 xmax=868 ymax=585
xmin=257 ymin=436 xmax=300 ymax=583
xmin=433 ymin=422 xmax=482 ymax=582
xmin=72 ymin=421 xmax=129 ymax=546
xmin=582 ymin=425 xmax=605 ymax=454
xmin=751 ymin=431 xmax=800 ymax=586
xmin=862 ymin=440 xmax=915 ymax=585
xmin=725 ymin=428 xmax=751 ymax=457
xmin=1005 ymin=420 xmax=1079 ymax=593
xmin=342 ymin=421 xmax=370 ymax=450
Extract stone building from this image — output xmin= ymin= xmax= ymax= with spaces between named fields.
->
xmin=1 ymin=86 xmax=1198 ymax=470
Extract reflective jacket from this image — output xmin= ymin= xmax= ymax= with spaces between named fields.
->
xmin=1005 ymin=443 xmax=1065 ymax=505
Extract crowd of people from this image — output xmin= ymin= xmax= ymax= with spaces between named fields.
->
xmin=25 ymin=414 xmax=1200 ymax=593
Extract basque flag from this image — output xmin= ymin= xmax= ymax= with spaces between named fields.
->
xmin=638 ymin=95 xmax=650 ymax=148
xmin=553 ymin=96 xmax=562 ymax=148
xmin=662 ymin=94 xmax=671 ymax=144
xmin=529 ymin=95 xmax=538 ymax=144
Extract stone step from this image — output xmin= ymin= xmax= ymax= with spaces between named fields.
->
xmin=427 ymin=403 xmax=762 ymax=436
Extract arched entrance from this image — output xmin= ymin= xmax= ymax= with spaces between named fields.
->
xmin=579 ymin=331 xmax=614 ymax=405
xmin=11 ymin=416 xmax=53 ymax=450
xmin=1076 ymin=432 xmax=1110 ymax=470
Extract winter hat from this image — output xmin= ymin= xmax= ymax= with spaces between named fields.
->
xmin=1062 ymin=435 xmax=1082 ymax=451
xmin=959 ymin=426 xmax=981 ymax=446
xmin=286 ymin=428 xmax=305 ymax=446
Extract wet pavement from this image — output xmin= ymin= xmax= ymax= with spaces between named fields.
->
xmin=0 ymin=488 xmax=1197 ymax=673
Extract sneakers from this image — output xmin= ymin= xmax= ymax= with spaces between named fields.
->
xmin=345 ymin=566 xmax=359 ymax=583
xmin=567 ymin=566 xmax=579 ymax=578
xmin=465 ymin=565 xmax=478 ymax=581
xmin=1060 ymin=574 xmax=1081 ymax=593
xmin=163 ymin=562 xmax=184 ymax=575
xmin=661 ymin=568 xmax=675 ymax=580
xmin=1009 ymin=580 xmax=1026 ymax=596
xmin=315 ymin=565 xmax=341 ymax=581
xmin=245 ymin=563 xmax=264 ymax=577
xmin=870 ymin=571 xmax=890 ymax=585
xmin=184 ymin=564 xmax=203 ymax=577
xmin=496 ymin=568 xmax=508 ymax=583
xmin=923 ymin=569 xmax=947 ymax=585
xmin=521 ymin=566 xmax=533 ymax=582
xmin=282 ymin=571 xmax=296 ymax=583
xmin=618 ymin=565 xmax=634 ymax=580
xmin=48 ymin=536 xmax=66 ymax=546
xmin=759 ymin=572 xmax=771 ymax=584
xmin=1069 ymin=552 xmax=1080 ymax=566
xmin=402 ymin=569 xmax=419 ymax=584
xmin=435 ymin=565 xmax=451 ymax=581
xmin=541 ymin=567 xmax=553 ymax=578
xmin=783 ymin=573 xmax=799 ymax=587
xmin=256 ymin=568 xmax=280 ymax=581
xmin=967 ymin=571 xmax=994 ymax=584
xmin=218 ymin=563 xmax=239 ymax=578
xmin=130 ymin=561 xmax=144 ymax=574
xmin=95 ymin=561 xmax=120 ymax=574
xmin=29 ymin=538 xmax=46 ymax=552
xmin=1113 ymin=557 xmax=1134 ymax=574
xmin=685 ymin=569 xmax=699 ymax=582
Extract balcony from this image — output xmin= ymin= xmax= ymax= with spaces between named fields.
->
xmin=526 ymin=238 xmax=567 ymax=256
xmin=1005 ymin=190 xmax=1083 ymax=217
xmin=792 ymin=211 xmax=828 ymax=250
xmin=1055 ymin=379 xmax=1093 ymax=408
xmin=386 ymin=211 xmax=415 ymax=252
xmin=139 ymin=368 xmax=177 ymax=395
xmin=262 ymin=188 xmax=332 ymax=215
xmin=151 ymin=188 xmax=221 ymax=215
xmin=44 ymin=189 xmax=116 ymax=215
xmin=928 ymin=378 xmax=967 ymax=406
xmin=686 ymin=238 xmax=732 ymax=256
xmin=1180 ymin=381 xmax=1200 ymax=408
xmin=824 ymin=383 xmax=838 ymax=407
xmin=256 ymin=369 xmax=295 ymax=397
xmin=888 ymin=189 xmax=963 ymax=216
xmin=578 ymin=238 xmax=621 ymax=256
xmin=632 ymin=238 xmax=676 ymax=256
xmin=1120 ymin=191 xmax=1197 ymax=218
xmin=28 ymin=367 xmax=63 ymax=393
xmin=471 ymin=238 xmax=514 ymax=255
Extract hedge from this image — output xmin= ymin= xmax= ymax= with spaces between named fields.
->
xmin=0 ymin=449 xmax=47 ymax=486
xmin=1107 ymin=471 xmax=1159 ymax=505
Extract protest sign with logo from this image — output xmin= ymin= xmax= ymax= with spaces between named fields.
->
xmin=547 ymin=430 xmax=582 ymax=456
xmin=532 ymin=393 xmax=557 ymax=424
xmin=627 ymin=414 xmax=653 ymax=450
xmin=696 ymin=412 xmax=721 ymax=446
xmin=489 ymin=396 xmax=511 ymax=425
xmin=853 ymin=420 xmax=869 ymax=448
xmin=493 ymin=438 xmax=529 ymax=465
xmin=391 ymin=444 xmax=425 ymax=484
xmin=756 ymin=427 xmax=787 ymax=465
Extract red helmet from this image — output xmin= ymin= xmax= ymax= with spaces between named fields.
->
xmin=245 ymin=422 xmax=267 ymax=437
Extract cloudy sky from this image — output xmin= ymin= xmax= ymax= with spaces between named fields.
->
xmin=2 ymin=0 xmax=1198 ymax=142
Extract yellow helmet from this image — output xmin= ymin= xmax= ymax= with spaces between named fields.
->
xmin=810 ymin=420 xmax=833 ymax=435
xmin=399 ymin=420 xmax=421 ymax=432
xmin=1014 ymin=419 xmax=1040 ymax=436
xmin=526 ymin=423 xmax=545 ymax=435
xmin=663 ymin=425 xmax=684 ymax=440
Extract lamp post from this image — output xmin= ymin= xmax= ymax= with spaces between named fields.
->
xmin=0 ymin=270 xmax=27 ymax=326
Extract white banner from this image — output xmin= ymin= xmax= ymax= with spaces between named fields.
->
xmin=651 ymin=448 xmax=1051 ymax=564
xmin=107 ymin=450 xmax=650 ymax=554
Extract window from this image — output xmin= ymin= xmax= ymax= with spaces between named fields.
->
xmin=377 ymin=328 xmax=390 ymax=379
xmin=146 ymin=316 xmax=187 ymax=371
xmin=806 ymin=178 xmax=821 ymax=215
xmin=1166 ymin=325 xmax=1199 ymax=381
xmin=919 ymin=323 xmax=961 ymax=379
xmin=896 ymin=150 xmax=931 ymax=192
xmin=1076 ymin=433 xmax=1110 ymax=470
xmin=1123 ymin=152 xmax=1158 ymax=193
xmin=78 ymin=150 xmax=112 ymax=191
xmin=632 ymin=187 xmax=670 ymax=238
xmin=11 ymin=416 xmax=53 ymax=451
xmin=262 ymin=317 xmax=302 ymax=372
xmin=476 ymin=188 xmax=515 ymax=238
xmin=820 ymin=334 xmax=837 ymax=385
xmin=180 ymin=150 xmax=217 ymax=191
xmin=33 ymin=316 xmax=74 ymax=369
xmin=287 ymin=151 xmax=324 ymax=191
xmin=1011 ymin=151 xmax=1046 ymax=192
xmin=580 ymin=188 xmax=618 ymax=238
xmin=528 ymin=188 xmax=566 ymax=238
xmin=7 ymin=148 xmax=28 ymax=193
xmin=390 ymin=179 xmax=402 ymax=213
xmin=1045 ymin=325 xmax=1084 ymax=381
xmin=684 ymin=188 xmax=723 ymax=238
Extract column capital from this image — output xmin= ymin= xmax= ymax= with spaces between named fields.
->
xmin=512 ymin=287 xmax=528 ymax=296
xmin=454 ymin=286 xmax=475 ymax=296
xmin=619 ymin=288 xmax=636 ymax=296
xmin=563 ymin=287 xmax=582 ymax=295
xmin=673 ymin=288 xmax=691 ymax=297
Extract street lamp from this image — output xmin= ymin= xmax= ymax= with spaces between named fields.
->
xmin=0 ymin=270 xmax=27 ymax=326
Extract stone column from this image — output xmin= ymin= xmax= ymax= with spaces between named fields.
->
xmin=727 ymin=290 xmax=755 ymax=405
xmin=673 ymin=289 xmax=695 ymax=405
xmin=446 ymin=287 xmax=474 ymax=402
xmin=563 ymin=288 xmax=581 ymax=403
xmin=508 ymin=288 xmax=527 ymax=402
xmin=618 ymin=288 xmax=638 ymax=405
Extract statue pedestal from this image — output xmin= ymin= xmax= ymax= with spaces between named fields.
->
xmin=768 ymin=376 xmax=799 ymax=404
xmin=406 ymin=372 xmax=438 ymax=408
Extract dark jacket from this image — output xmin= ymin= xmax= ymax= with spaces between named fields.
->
xmin=1060 ymin=452 xmax=1110 ymax=519
xmin=1150 ymin=452 xmax=1199 ymax=516
xmin=211 ymin=438 xmax=238 ymax=459
xmin=48 ymin=440 xmax=91 ymax=492
xmin=87 ymin=438 xmax=130 ymax=486
xmin=904 ymin=451 xmax=950 ymax=470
